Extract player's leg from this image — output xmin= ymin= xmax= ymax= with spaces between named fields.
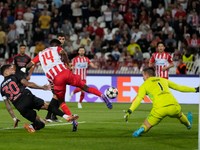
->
xmin=133 ymin=108 xmax=164 ymax=137
xmin=65 ymin=71 xmax=112 ymax=109
xmin=78 ymin=91 xmax=85 ymax=108
xmin=169 ymin=104 xmax=192 ymax=129
xmin=177 ymin=112 xmax=192 ymax=129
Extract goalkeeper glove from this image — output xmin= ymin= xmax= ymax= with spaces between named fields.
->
xmin=195 ymin=86 xmax=199 ymax=93
xmin=124 ymin=109 xmax=132 ymax=122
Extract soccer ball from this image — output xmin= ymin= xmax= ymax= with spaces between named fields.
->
xmin=106 ymin=87 xmax=118 ymax=99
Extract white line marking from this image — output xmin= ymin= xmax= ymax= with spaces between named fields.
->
xmin=0 ymin=121 xmax=86 ymax=130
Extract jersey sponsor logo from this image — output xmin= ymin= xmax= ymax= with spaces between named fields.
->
xmin=75 ymin=62 xmax=88 ymax=69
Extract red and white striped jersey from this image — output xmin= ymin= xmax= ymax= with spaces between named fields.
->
xmin=149 ymin=52 xmax=173 ymax=79
xmin=72 ymin=56 xmax=91 ymax=80
xmin=32 ymin=46 xmax=67 ymax=81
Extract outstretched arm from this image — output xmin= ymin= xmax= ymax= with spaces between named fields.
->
xmin=21 ymin=78 xmax=50 ymax=90
xmin=168 ymin=80 xmax=197 ymax=92
xmin=4 ymin=99 xmax=20 ymax=128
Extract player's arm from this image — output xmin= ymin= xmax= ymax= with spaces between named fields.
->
xmin=59 ymin=47 xmax=70 ymax=66
xmin=149 ymin=55 xmax=155 ymax=67
xmin=3 ymin=98 xmax=20 ymax=128
xmin=168 ymin=80 xmax=198 ymax=92
xmin=89 ymin=62 xmax=98 ymax=69
xmin=124 ymin=85 xmax=146 ymax=122
xmin=20 ymin=78 xmax=50 ymax=90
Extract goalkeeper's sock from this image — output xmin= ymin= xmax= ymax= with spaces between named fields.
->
xmin=60 ymin=102 xmax=72 ymax=116
xmin=179 ymin=112 xmax=191 ymax=129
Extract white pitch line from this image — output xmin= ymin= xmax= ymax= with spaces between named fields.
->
xmin=0 ymin=121 xmax=86 ymax=130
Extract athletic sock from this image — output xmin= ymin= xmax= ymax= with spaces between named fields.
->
xmin=79 ymin=92 xmax=85 ymax=103
xmin=179 ymin=113 xmax=190 ymax=128
xmin=60 ymin=102 xmax=72 ymax=116
xmin=87 ymin=87 xmax=102 ymax=97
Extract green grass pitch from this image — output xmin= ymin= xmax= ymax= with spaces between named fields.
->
xmin=0 ymin=102 xmax=198 ymax=150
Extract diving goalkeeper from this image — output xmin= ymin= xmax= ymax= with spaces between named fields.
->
xmin=124 ymin=67 xmax=199 ymax=137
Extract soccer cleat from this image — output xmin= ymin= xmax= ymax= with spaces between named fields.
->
xmin=51 ymin=115 xmax=62 ymax=122
xmin=187 ymin=112 xmax=193 ymax=129
xmin=72 ymin=120 xmax=78 ymax=132
xmin=132 ymin=127 xmax=144 ymax=137
xmin=24 ymin=124 xmax=35 ymax=133
xmin=66 ymin=114 xmax=79 ymax=122
xmin=78 ymin=102 xmax=82 ymax=109
xmin=101 ymin=94 xmax=113 ymax=109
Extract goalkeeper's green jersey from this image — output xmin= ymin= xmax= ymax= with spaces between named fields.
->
xmin=129 ymin=77 xmax=196 ymax=112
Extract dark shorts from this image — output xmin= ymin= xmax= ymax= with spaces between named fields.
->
xmin=13 ymin=89 xmax=44 ymax=115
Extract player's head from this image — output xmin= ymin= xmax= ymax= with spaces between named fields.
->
xmin=78 ymin=47 xmax=85 ymax=56
xmin=157 ymin=42 xmax=165 ymax=53
xmin=0 ymin=64 xmax=15 ymax=76
xmin=19 ymin=44 xmax=26 ymax=55
xmin=57 ymin=33 xmax=65 ymax=45
xmin=142 ymin=67 xmax=156 ymax=80
xmin=50 ymin=39 xmax=62 ymax=47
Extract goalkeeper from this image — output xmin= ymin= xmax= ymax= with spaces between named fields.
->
xmin=124 ymin=67 xmax=199 ymax=137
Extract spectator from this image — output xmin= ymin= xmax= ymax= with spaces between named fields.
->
xmin=176 ymin=58 xmax=187 ymax=74
xmin=81 ymin=0 xmax=90 ymax=27
xmin=0 ymin=25 xmax=6 ymax=58
xmin=127 ymin=39 xmax=141 ymax=57
xmin=7 ymin=24 xmax=19 ymax=58
xmin=71 ymin=0 xmax=82 ymax=25
xmin=14 ymin=15 xmax=26 ymax=44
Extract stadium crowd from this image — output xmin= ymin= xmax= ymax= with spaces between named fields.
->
xmin=0 ymin=0 xmax=199 ymax=74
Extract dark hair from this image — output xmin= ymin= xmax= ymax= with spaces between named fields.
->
xmin=78 ymin=47 xmax=85 ymax=51
xmin=143 ymin=67 xmax=156 ymax=76
xmin=19 ymin=44 xmax=26 ymax=47
xmin=50 ymin=39 xmax=62 ymax=46
xmin=157 ymin=41 xmax=165 ymax=47
xmin=0 ymin=64 xmax=12 ymax=75
xmin=57 ymin=33 xmax=65 ymax=37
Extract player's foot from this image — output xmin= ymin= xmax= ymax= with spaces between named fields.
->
xmin=132 ymin=127 xmax=144 ymax=137
xmin=187 ymin=112 xmax=193 ymax=129
xmin=66 ymin=114 xmax=79 ymax=122
xmin=45 ymin=119 xmax=54 ymax=123
xmin=72 ymin=120 xmax=78 ymax=132
xmin=101 ymin=94 xmax=113 ymax=109
xmin=51 ymin=115 xmax=62 ymax=122
xmin=24 ymin=124 xmax=35 ymax=133
xmin=78 ymin=102 xmax=82 ymax=109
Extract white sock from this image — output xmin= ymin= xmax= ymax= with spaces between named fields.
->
xmin=62 ymin=114 xmax=70 ymax=119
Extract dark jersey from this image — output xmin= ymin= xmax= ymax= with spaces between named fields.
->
xmin=0 ymin=71 xmax=28 ymax=102
xmin=13 ymin=54 xmax=31 ymax=73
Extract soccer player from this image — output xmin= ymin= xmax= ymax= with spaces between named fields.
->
xmin=124 ymin=67 xmax=199 ymax=137
xmin=149 ymin=42 xmax=174 ymax=79
xmin=70 ymin=47 xmax=98 ymax=108
xmin=12 ymin=44 xmax=35 ymax=80
xmin=0 ymin=64 xmax=77 ymax=133
xmin=26 ymin=39 xmax=112 ymax=121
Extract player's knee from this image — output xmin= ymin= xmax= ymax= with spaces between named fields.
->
xmin=33 ymin=119 xmax=45 ymax=130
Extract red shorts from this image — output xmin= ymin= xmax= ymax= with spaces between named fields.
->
xmin=53 ymin=69 xmax=85 ymax=100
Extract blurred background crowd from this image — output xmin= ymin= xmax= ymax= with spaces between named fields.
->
xmin=0 ymin=0 xmax=199 ymax=75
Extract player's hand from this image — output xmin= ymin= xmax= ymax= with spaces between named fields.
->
xmin=42 ymin=84 xmax=51 ymax=90
xmin=14 ymin=118 xmax=20 ymax=128
xmin=124 ymin=109 xmax=132 ymax=122
xmin=196 ymin=86 xmax=199 ymax=92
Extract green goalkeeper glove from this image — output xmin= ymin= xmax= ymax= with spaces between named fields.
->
xmin=124 ymin=109 xmax=132 ymax=122
xmin=195 ymin=86 xmax=199 ymax=93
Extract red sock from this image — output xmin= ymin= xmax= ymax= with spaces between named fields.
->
xmin=73 ymin=87 xmax=82 ymax=94
xmin=79 ymin=92 xmax=85 ymax=103
xmin=87 ymin=87 xmax=102 ymax=97
xmin=60 ymin=102 xmax=72 ymax=116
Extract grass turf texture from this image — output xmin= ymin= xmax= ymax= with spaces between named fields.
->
xmin=0 ymin=102 xmax=198 ymax=150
